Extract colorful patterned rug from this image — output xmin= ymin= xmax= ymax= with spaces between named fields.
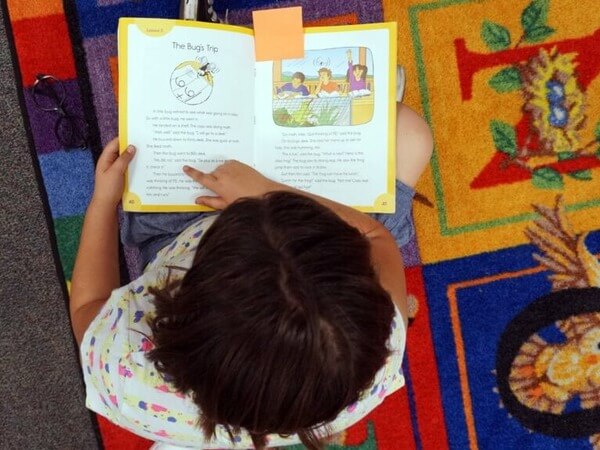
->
xmin=4 ymin=0 xmax=600 ymax=449
xmin=384 ymin=1 xmax=600 ymax=449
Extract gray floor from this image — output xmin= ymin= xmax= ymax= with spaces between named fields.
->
xmin=0 ymin=6 xmax=100 ymax=449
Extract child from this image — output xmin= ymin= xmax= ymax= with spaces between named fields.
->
xmin=277 ymin=71 xmax=310 ymax=97
xmin=70 ymin=101 xmax=433 ymax=449
xmin=314 ymin=67 xmax=339 ymax=97
xmin=346 ymin=49 xmax=368 ymax=92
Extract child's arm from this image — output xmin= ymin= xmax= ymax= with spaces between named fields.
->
xmin=314 ymin=79 xmax=323 ymax=95
xmin=183 ymin=161 xmax=408 ymax=324
xmin=366 ymin=226 xmax=409 ymax=327
xmin=70 ymin=138 xmax=136 ymax=345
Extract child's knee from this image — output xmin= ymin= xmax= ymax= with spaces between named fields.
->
xmin=395 ymin=104 xmax=433 ymax=187
xmin=412 ymin=115 xmax=433 ymax=161
xmin=396 ymin=104 xmax=433 ymax=161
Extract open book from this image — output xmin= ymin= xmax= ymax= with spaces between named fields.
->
xmin=118 ymin=18 xmax=397 ymax=212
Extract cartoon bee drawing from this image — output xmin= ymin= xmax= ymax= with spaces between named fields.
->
xmin=170 ymin=56 xmax=220 ymax=105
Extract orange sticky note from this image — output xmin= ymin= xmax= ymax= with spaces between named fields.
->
xmin=252 ymin=7 xmax=304 ymax=61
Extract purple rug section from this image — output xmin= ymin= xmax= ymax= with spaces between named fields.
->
xmin=223 ymin=0 xmax=383 ymax=25
xmin=23 ymin=79 xmax=86 ymax=154
xmin=83 ymin=34 xmax=118 ymax=146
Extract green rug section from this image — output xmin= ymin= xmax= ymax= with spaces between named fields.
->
xmin=54 ymin=214 xmax=84 ymax=280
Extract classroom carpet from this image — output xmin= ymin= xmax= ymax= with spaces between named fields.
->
xmin=3 ymin=0 xmax=600 ymax=449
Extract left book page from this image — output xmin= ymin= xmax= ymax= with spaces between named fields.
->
xmin=118 ymin=18 xmax=255 ymax=212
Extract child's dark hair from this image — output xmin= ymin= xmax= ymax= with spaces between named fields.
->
xmin=292 ymin=71 xmax=305 ymax=83
xmin=147 ymin=191 xmax=395 ymax=449
xmin=349 ymin=64 xmax=368 ymax=81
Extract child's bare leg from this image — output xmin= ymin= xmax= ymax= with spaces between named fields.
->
xmin=395 ymin=103 xmax=433 ymax=188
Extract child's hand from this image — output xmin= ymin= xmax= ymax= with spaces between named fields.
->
xmin=91 ymin=137 xmax=136 ymax=208
xmin=183 ymin=160 xmax=278 ymax=210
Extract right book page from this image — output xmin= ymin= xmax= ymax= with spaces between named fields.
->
xmin=253 ymin=23 xmax=397 ymax=213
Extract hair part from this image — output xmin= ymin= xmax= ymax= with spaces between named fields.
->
xmin=147 ymin=191 xmax=394 ymax=449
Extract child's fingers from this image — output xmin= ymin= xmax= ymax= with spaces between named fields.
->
xmin=96 ymin=137 xmax=120 ymax=170
xmin=183 ymin=165 xmax=218 ymax=189
xmin=211 ymin=165 xmax=226 ymax=177
xmin=195 ymin=196 xmax=227 ymax=210
xmin=108 ymin=145 xmax=136 ymax=174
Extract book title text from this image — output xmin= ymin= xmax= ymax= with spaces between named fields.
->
xmin=171 ymin=42 xmax=219 ymax=53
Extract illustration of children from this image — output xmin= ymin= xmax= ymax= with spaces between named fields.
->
xmin=346 ymin=49 xmax=371 ymax=97
xmin=314 ymin=68 xmax=339 ymax=97
xmin=277 ymin=72 xmax=310 ymax=98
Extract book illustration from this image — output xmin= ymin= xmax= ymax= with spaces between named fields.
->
xmin=272 ymin=47 xmax=374 ymax=127
xmin=169 ymin=56 xmax=219 ymax=105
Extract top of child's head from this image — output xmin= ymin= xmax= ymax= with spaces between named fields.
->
xmin=318 ymin=67 xmax=332 ymax=81
xmin=292 ymin=71 xmax=306 ymax=85
xmin=147 ymin=191 xmax=395 ymax=450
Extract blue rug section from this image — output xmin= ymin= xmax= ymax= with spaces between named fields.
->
xmin=421 ymin=232 xmax=600 ymax=450
xmin=74 ymin=0 xmax=179 ymax=39
xmin=38 ymin=149 xmax=95 ymax=218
